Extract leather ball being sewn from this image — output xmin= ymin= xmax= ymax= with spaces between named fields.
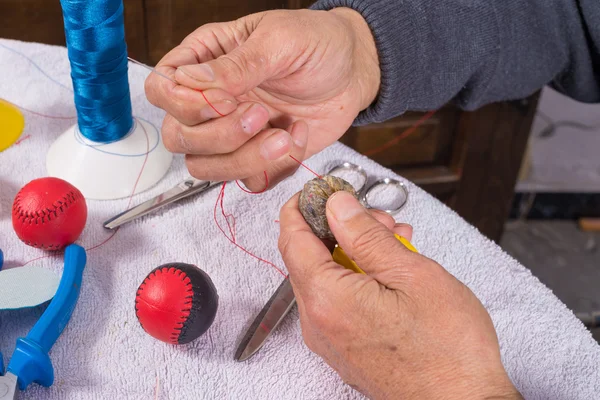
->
xmin=12 ymin=177 xmax=87 ymax=250
xmin=299 ymin=175 xmax=357 ymax=239
xmin=135 ymin=263 xmax=219 ymax=345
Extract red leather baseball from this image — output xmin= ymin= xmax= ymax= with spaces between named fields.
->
xmin=12 ymin=177 xmax=87 ymax=250
xmin=135 ymin=263 xmax=219 ymax=344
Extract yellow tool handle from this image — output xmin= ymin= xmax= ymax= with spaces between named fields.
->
xmin=332 ymin=234 xmax=418 ymax=274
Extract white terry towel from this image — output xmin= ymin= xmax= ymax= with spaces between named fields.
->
xmin=1 ymin=38 xmax=600 ymax=400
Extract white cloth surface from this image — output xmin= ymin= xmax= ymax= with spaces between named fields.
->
xmin=1 ymin=38 xmax=600 ymax=400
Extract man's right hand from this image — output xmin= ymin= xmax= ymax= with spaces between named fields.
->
xmin=145 ymin=8 xmax=380 ymax=191
xmin=278 ymin=191 xmax=523 ymax=400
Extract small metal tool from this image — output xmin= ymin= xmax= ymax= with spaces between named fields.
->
xmin=127 ymin=57 xmax=177 ymax=84
xmin=103 ymin=177 xmax=222 ymax=229
xmin=234 ymin=278 xmax=296 ymax=362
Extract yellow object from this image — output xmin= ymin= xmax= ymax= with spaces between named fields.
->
xmin=0 ymin=99 xmax=25 ymax=152
xmin=332 ymin=234 xmax=418 ymax=274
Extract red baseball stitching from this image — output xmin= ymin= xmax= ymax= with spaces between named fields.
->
xmin=135 ymin=266 xmax=193 ymax=344
xmin=13 ymin=190 xmax=81 ymax=225
xmin=168 ymin=267 xmax=193 ymax=343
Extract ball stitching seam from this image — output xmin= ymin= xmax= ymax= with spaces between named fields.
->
xmin=13 ymin=189 xmax=81 ymax=225
xmin=13 ymin=189 xmax=82 ymax=249
xmin=168 ymin=267 xmax=193 ymax=343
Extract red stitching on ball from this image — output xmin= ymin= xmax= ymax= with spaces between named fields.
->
xmin=21 ymin=241 xmax=61 ymax=251
xmin=13 ymin=189 xmax=82 ymax=226
xmin=164 ymin=266 xmax=194 ymax=343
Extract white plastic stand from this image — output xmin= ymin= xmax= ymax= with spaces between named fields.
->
xmin=46 ymin=117 xmax=173 ymax=200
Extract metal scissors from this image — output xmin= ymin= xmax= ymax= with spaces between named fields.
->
xmin=234 ymin=161 xmax=413 ymax=361
xmin=0 ymin=244 xmax=87 ymax=399
xmin=326 ymin=161 xmax=409 ymax=214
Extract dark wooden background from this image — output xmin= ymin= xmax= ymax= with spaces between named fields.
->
xmin=0 ymin=0 xmax=537 ymax=242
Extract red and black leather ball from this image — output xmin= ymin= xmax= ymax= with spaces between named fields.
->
xmin=135 ymin=263 xmax=219 ymax=344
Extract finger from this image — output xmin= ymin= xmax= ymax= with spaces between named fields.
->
xmin=146 ymin=16 xmax=258 ymax=92
xmin=144 ymin=40 xmax=239 ymax=126
xmin=392 ymin=223 xmax=413 ymax=242
xmin=161 ymin=102 xmax=269 ymax=154
xmin=326 ymin=191 xmax=417 ymax=276
xmin=145 ymin=46 xmax=204 ymax=99
xmin=149 ymin=21 xmax=244 ymax=79
xmin=278 ymin=193 xmax=345 ymax=293
xmin=185 ymin=121 xmax=307 ymax=182
xmin=240 ymin=120 xmax=308 ymax=191
xmin=145 ymin=45 xmax=207 ymax=107
xmin=368 ymin=209 xmax=396 ymax=230
xmin=148 ymin=81 xmax=237 ymax=127
xmin=174 ymin=36 xmax=281 ymax=97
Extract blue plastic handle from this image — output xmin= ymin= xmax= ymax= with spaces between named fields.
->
xmin=7 ymin=244 xmax=87 ymax=390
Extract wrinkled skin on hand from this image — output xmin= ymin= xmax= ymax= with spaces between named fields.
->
xmin=278 ymin=191 xmax=523 ymax=400
xmin=144 ymin=8 xmax=380 ymax=191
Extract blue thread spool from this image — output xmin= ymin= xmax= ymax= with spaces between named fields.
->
xmin=60 ymin=0 xmax=133 ymax=143
xmin=46 ymin=0 xmax=172 ymax=200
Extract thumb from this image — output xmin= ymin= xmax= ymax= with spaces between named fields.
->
xmin=326 ymin=191 xmax=418 ymax=279
xmin=174 ymin=37 xmax=275 ymax=97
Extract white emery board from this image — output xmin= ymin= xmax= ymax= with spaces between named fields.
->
xmin=0 ymin=266 xmax=60 ymax=310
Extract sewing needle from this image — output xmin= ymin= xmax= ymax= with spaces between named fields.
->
xmin=127 ymin=56 xmax=177 ymax=84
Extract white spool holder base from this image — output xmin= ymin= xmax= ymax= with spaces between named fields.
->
xmin=46 ymin=118 xmax=173 ymax=200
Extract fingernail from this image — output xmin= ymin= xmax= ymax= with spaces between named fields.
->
xmin=291 ymin=122 xmax=308 ymax=148
xmin=241 ymin=104 xmax=269 ymax=135
xmin=178 ymin=64 xmax=215 ymax=82
xmin=328 ymin=191 xmax=363 ymax=222
xmin=199 ymin=100 xmax=234 ymax=120
xmin=260 ymin=130 xmax=292 ymax=160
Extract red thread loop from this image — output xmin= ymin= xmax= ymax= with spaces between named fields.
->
xmin=235 ymin=171 xmax=269 ymax=194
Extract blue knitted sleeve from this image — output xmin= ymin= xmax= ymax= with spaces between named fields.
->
xmin=310 ymin=0 xmax=600 ymax=125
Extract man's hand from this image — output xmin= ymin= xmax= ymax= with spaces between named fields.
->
xmin=278 ymin=191 xmax=522 ymax=400
xmin=145 ymin=8 xmax=380 ymax=191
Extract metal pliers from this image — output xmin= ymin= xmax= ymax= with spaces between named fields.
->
xmin=0 ymin=244 xmax=87 ymax=399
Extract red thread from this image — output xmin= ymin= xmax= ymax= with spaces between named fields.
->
xmin=213 ymin=156 xmax=325 ymax=277
xmin=213 ymin=181 xmax=286 ymax=277
xmin=197 ymin=90 xmax=225 ymax=117
xmin=17 ymin=120 xmax=150 ymax=267
xmin=289 ymin=155 xmax=321 ymax=178
xmin=365 ymin=110 xmax=437 ymax=156
xmin=15 ymin=135 xmax=31 ymax=145
xmin=235 ymin=171 xmax=269 ymax=194
xmin=86 ymin=122 xmax=150 ymax=251
xmin=220 ymin=184 xmax=237 ymax=242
